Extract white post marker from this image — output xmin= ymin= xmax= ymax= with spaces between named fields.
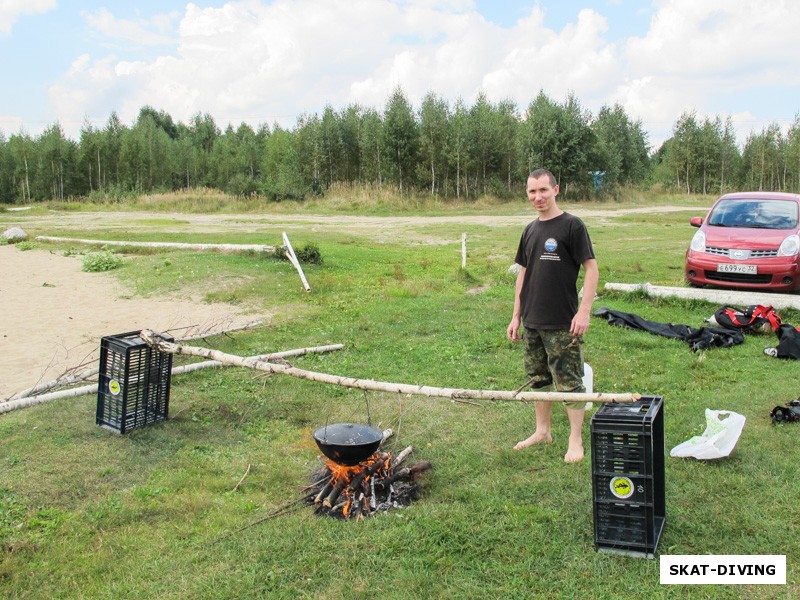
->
xmin=461 ymin=232 xmax=467 ymax=268
xmin=282 ymin=232 xmax=311 ymax=293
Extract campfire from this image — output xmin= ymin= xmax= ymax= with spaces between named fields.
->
xmin=306 ymin=423 xmax=432 ymax=520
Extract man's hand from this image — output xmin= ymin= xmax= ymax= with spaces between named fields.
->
xmin=507 ymin=316 xmax=521 ymax=341
xmin=570 ymin=311 xmax=590 ymax=337
xmin=571 ymin=259 xmax=598 ymax=338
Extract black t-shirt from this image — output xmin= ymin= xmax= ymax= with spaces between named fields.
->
xmin=514 ymin=212 xmax=595 ymax=329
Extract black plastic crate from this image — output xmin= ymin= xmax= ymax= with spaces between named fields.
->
xmin=96 ymin=331 xmax=173 ymax=434
xmin=593 ymin=472 xmax=655 ymax=505
xmin=592 ymin=433 xmax=647 ymax=474
xmin=594 ymin=501 xmax=666 ymax=557
xmin=591 ymin=395 xmax=665 ymax=559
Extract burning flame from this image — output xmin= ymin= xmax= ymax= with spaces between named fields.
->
xmin=320 ymin=453 xmax=392 ymax=518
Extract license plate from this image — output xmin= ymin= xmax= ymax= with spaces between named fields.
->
xmin=717 ymin=263 xmax=757 ymax=274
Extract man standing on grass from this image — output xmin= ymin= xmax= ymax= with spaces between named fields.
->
xmin=506 ymin=168 xmax=599 ymax=463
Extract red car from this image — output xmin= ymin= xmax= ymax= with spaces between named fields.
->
xmin=685 ymin=191 xmax=800 ymax=292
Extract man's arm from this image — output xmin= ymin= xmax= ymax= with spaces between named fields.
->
xmin=570 ymin=258 xmax=598 ymax=337
xmin=507 ymin=266 xmax=526 ymax=341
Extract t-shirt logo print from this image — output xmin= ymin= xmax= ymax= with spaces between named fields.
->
xmin=541 ymin=238 xmax=561 ymax=262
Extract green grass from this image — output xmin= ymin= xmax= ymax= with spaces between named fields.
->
xmin=2 ymin=198 xmax=798 ymax=599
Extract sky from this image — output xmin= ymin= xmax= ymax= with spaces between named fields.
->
xmin=1 ymin=0 xmax=798 ymax=151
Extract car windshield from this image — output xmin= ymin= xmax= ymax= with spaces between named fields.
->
xmin=706 ymin=198 xmax=799 ymax=229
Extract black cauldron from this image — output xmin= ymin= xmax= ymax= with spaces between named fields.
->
xmin=313 ymin=422 xmax=383 ymax=466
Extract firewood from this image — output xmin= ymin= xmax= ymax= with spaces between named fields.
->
xmin=323 ymin=477 xmax=347 ymax=508
xmin=407 ymin=461 xmax=433 ymax=477
xmin=375 ymin=461 xmax=433 ymax=490
xmin=369 ymin=478 xmax=377 ymax=510
xmin=392 ymin=446 xmax=413 ymax=467
xmin=347 ymin=458 xmax=384 ymax=492
xmin=314 ymin=481 xmax=334 ymax=504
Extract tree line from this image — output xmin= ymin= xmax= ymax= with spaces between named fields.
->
xmin=1 ymin=87 xmax=799 ymax=204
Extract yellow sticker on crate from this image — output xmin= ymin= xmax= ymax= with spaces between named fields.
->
xmin=610 ymin=476 xmax=634 ymax=499
xmin=108 ymin=379 xmax=121 ymax=396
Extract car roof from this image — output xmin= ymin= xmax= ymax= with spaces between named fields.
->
xmin=718 ymin=191 xmax=800 ymax=202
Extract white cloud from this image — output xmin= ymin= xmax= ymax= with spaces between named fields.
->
xmin=82 ymin=7 xmax=179 ymax=47
xmin=44 ymin=0 xmax=800 ymax=148
xmin=626 ymin=0 xmax=799 ymax=77
xmin=0 ymin=0 xmax=56 ymax=35
xmin=482 ymin=8 xmax=618 ymax=110
xmin=350 ymin=7 xmax=503 ymax=108
xmin=619 ymin=0 xmax=800 ymax=147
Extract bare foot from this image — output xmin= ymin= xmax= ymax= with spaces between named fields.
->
xmin=513 ymin=432 xmax=553 ymax=450
xmin=564 ymin=441 xmax=584 ymax=463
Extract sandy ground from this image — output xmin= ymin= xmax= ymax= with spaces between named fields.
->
xmin=0 ymin=245 xmax=264 ymax=399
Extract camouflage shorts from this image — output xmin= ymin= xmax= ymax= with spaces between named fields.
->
xmin=522 ymin=327 xmax=585 ymax=409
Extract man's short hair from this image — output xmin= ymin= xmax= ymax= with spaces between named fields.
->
xmin=529 ymin=168 xmax=557 ymax=187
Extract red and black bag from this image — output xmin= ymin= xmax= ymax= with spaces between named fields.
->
xmin=713 ymin=305 xmax=782 ymax=332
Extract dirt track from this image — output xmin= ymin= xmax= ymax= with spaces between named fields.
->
xmin=6 ymin=205 xmax=701 ymax=232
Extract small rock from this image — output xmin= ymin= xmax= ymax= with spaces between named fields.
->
xmin=2 ymin=227 xmax=28 ymax=243
xmin=466 ymin=284 xmax=491 ymax=295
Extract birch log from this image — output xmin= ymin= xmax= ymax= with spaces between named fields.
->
xmin=282 ymin=232 xmax=311 ymax=293
xmin=36 ymin=236 xmax=275 ymax=253
xmin=170 ymin=343 xmax=344 ymax=376
xmin=0 ymin=384 xmax=98 ymax=413
xmin=140 ymin=330 xmax=641 ymax=404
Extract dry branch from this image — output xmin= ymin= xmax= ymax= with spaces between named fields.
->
xmin=140 ymin=330 xmax=641 ymax=404
xmin=8 ymin=366 xmax=100 ymax=401
xmin=5 ymin=320 xmax=267 ymax=402
xmin=232 ymin=464 xmax=252 ymax=492
xmin=178 ymin=321 xmax=264 ymax=342
xmin=0 ymin=343 xmax=345 ymax=415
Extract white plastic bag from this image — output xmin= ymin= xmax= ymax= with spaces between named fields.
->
xmin=583 ymin=363 xmax=594 ymax=411
xmin=670 ymin=409 xmax=746 ymax=460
